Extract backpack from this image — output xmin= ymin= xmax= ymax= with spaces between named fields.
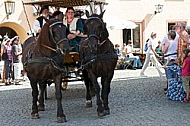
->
xmin=144 ymin=43 xmax=148 ymax=52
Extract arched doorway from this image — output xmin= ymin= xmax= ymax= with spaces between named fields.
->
xmin=0 ymin=22 xmax=27 ymax=42
xmin=0 ymin=27 xmax=17 ymax=39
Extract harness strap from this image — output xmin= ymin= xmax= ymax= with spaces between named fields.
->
xmin=41 ymin=44 xmax=56 ymax=52
xmin=26 ymin=57 xmax=67 ymax=73
xmin=81 ymin=53 xmax=118 ymax=69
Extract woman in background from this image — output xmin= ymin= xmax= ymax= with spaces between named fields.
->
xmin=3 ymin=38 xmax=13 ymax=85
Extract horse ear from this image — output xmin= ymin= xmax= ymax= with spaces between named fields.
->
xmin=85 ymin=10 xmax=90 ymax=18
xmin=99 ymin=10 xmax=105 ymax=19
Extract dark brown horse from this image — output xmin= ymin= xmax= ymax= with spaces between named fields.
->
xmin=80 ymin=11 xmax=118 ymax=117
xmin=22 ymin=18 xmax=70 ymax=123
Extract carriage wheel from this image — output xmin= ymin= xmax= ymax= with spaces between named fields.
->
xmin=62 ymin=78 xmax=68 ymax=90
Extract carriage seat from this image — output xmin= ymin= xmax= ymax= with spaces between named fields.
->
xmin=63 ymin=52 xmax=79 ymax=64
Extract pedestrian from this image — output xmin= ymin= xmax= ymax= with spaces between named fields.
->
xmin=180 ymin=49 xmax=190 ymax=102
xmin=12 ymin=36 xmax=22 ymax=85
xmin=3 ymin=38 xmax=13 ymax=85
xmin=177 ymin=22 xmax=189 ymax=65
xmin=155 ymin=40 xmax=162 ymax=56
xmin=161 ymin=24 xmax=180 ymax=92
xmin=140 ymin=32 xmax=164 ymax=77
xmin=162 ymin=30 xmax=178 ymax=92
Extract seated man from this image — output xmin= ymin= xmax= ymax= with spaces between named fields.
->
xmin=125 ymin=40 xmax=142 ymax=69
xmin=114 ymin=44 xmax=121 ymax=56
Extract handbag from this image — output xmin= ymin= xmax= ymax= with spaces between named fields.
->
xmin=2 ymin=52 xmax=8 ymax=60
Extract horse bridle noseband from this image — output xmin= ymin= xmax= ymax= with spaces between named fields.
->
xmin=44 ymin=21 xmax=68 ymax=54
xmin=86 ymin=17 xmax=105 ymax=45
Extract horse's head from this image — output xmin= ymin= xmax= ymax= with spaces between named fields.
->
xmin=39 ymin=18 xmax=70 ymax=55
xmin=85 ymin=10 xmax=109 ymax=53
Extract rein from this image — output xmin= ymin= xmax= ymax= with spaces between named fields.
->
xmin=41 ymin=43 xmax=56 ymax=52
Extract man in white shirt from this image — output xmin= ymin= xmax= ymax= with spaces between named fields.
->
xmin=33 ymin=5 xmax=51 ymax=36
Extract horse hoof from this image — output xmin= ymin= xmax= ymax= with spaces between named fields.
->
xmin=98 ymin=112 xmax=106 ymax=117
xmin=57 ymin=116 xmax=67 ymax=123
xmin=104 ymin=110 xmax=110 ymax=115
xmin=85 ymin=100 xmax=92 ymax=107
xmin=31 ymin=113 xmax=40 ymax=119
xmin=98 ymin=110 xmax=110 ymax=117
xmin=38 ymin=106 xmax=45 ymax=111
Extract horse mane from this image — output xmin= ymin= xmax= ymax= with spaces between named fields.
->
xmin=100 ymin=23 xmax=109 ymax=42
xmin=37 ymin=20 xmax=53 ymax=45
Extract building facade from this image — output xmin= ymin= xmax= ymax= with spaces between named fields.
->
xmin=0 ymin=0 xmax=189 ymax=53
xmin=105 ymin=0 xmax=190 ymax=53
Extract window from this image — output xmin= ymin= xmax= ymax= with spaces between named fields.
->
xmin=122 ymin=23 xmax=141 ymax=48
xmin=168 ymin=21 xmax=187 ymax=31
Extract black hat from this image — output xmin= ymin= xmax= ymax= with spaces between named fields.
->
xmin=52 ymin=11 xmax=62 ymax=17
xmin=40 ymin=5 xmax=49 ymax=14
xmin=74 ymin=10 xmax=84 ymax=17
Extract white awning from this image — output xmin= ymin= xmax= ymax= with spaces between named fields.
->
xmin=104 ymin=16 xmax=138 ymax=30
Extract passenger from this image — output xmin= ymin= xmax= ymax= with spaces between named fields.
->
xmin=63 ymin=7 xmax=84 ymax=52
xmin=125 ymin=40 xmax=142 ymax=69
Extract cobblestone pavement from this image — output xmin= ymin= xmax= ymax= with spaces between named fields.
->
xmin=0 ymin=67 xmax=190 ymax=126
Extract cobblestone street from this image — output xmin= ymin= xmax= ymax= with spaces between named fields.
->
xmin=0 ymin=67 xmax=190 ymax=126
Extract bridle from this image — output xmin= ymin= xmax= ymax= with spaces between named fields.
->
xmin=86 ymin=17 xmax=105 ymax=45
xmin=42 ymin=20 xmax=68 ymax=55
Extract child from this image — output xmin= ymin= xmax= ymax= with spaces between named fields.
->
xmin=181 ymin=49 xmax=190 ymax=102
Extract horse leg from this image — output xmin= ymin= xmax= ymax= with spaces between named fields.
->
xmin=83 ymin=70 xmax=93 ymax=107
xmin=38 ymin=82 xmax=46 ymax=111
xmin=54 ymin=75 xmax=66 ymax=123
xmin=101 ymin=76 xmax=111 ymax=115
xmin=30 ymin=80 xmax=40 ymax=119
xmin=89 ymin=74 xmax=105 ymax=117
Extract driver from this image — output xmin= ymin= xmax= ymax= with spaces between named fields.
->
xmin=33 ymin=5 xmax=52 ymax=36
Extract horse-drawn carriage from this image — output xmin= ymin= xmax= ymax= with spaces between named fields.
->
xmin=23 ymin=0 xmax=118 ymax=123
xmin=24 ymin=0 xmax=107 ymax=90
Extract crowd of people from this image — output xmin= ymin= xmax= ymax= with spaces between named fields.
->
xmin=114 ymin=22 xmax=190 ymax=102
xmin=2 ymin=36 xmax=24 ymax=85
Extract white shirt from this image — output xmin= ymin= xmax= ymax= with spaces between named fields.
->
xmin=33 ymin=15 xmax=50 ymax=34
xmin=146 ymin=38 xmax=156 ymax=54
xmin=161 ymin=32 xmax=179 ymax=46
xmin=126 ymin=45 xmax=133 ymax=57
xmin=164 ymin=40 xmax=178 ymax=60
